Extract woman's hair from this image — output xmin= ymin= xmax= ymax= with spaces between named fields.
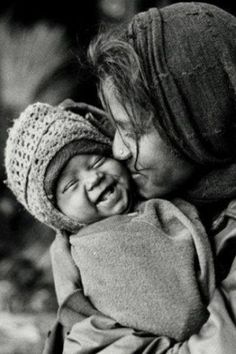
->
xmin=88 ymin=29 xmax=155 ymax=136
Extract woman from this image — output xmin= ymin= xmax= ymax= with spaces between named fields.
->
xmin=45 ymin=2 xmax=236 ymax=353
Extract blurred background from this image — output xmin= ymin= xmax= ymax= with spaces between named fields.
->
xmin=0 ymin=1 xmax=235 ymax=353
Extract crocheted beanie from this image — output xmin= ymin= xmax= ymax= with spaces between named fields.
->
xmin=5 ymin=102 xmax=112 ymax=232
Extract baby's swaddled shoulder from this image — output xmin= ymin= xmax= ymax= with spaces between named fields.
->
xmin=70 ymin=198 xmax=202 ymax=244
xmin=70 ymin=211 xmax=140 ymax=244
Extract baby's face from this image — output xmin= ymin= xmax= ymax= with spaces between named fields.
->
xmin=56 ymin=154 xmax=131 ymax=224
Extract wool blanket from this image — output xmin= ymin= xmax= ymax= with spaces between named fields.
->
xmin=70 ymin=198 xmax=215 ymax=341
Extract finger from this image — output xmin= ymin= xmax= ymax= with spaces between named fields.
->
xmin=58 ymin=98 xmax=76 ymax=109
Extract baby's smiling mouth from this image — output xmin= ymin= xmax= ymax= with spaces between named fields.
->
xmin=96 ymin=182 xmax=117 ymax=206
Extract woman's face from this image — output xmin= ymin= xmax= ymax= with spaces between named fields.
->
xmin=102 ymin=80 xmax=196 ymax=199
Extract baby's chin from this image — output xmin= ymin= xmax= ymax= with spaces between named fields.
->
xmin=102 ymin=188 xmax=132 ymax=217
xmin=121 ymin=191 xmax=133 ymax=214
xmin=114 ymin=190 xmax=133 ymax=216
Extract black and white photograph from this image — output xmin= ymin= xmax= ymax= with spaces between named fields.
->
xmin=1 ymin=1 xmax=236 ymax=353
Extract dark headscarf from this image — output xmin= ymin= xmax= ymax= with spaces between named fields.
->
xmin=125 ymin=2 xmax=236 ymax=205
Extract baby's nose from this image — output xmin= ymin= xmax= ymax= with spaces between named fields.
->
xmin=86 ymin=171 xmax=103 ymax=191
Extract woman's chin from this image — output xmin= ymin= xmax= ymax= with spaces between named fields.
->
xmin=138 ymin=182 xmax=172 ymax=200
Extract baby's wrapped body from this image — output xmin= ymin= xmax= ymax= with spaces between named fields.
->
xmin=70 ymin=198 xmax=215 ymax=341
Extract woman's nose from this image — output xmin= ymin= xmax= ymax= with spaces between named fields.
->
xmin=112 ymin=131 xmax=131 ymax=161
xmin=85 ymin=171 xmax=103 ymax=191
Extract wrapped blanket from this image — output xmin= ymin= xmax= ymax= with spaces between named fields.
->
xmin=69 ymin=198 xmax=215 ymax=341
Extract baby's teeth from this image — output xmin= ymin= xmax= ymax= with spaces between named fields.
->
xmin=103 ymin=189 xmax=111 ymax=201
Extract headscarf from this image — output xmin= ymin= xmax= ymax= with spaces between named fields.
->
xmin=125 ymin=2 xmax=236 ymax=205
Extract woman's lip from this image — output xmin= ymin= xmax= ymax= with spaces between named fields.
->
xmin=131 ymin=172 xmax=144 ymax=179
xmin=131 ymin=172 xmax=147 ymax=185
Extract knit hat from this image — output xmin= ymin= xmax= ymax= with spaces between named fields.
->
xmin=125 ymin=2 xmax=236 ymax=205
xmin=5 ymin=102 xmax=112 ymax=232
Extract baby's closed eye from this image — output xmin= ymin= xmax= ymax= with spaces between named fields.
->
xmin=62 ymin=179 xmax=79 ymax=193
xmin=91 ymin=156 xmax=106 ymax=168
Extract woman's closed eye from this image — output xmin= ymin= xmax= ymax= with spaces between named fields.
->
xmin=124 ymin=130 xmax=137 ymax=139
xmin=116 ymin=127 xmax=137 ymax=142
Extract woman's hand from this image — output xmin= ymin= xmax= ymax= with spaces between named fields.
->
xmin=59 ymin=99 xmax=107 ymax=119
xmin=58 ymin=99 xmax=115 ymax=138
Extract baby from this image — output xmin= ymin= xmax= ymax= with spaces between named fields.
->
xmin=5 ymin=102 xmax=215 ymax=341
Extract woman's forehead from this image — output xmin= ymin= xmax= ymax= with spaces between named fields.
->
xmin=102 ymin=77 xmax=142 ymax=131
xmin=103 ymin=84 xmax=129 ymax=121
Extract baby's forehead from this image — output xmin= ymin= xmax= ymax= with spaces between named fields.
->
xmin=59 ymin=154 xmax=126 ymax=177
xmin=60 ymin=154 xmax=98 ymax=174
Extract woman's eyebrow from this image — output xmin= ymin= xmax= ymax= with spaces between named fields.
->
xmin=114 ymin=117 xmax=131 ymax=129
xmin=116 ymin=119 xmax=126 ymax=128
